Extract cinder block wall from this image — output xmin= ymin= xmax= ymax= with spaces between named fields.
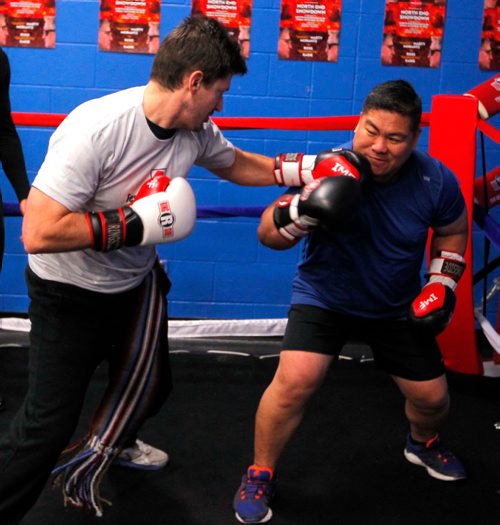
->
xmin=1 ymin=0 xmax=498 ymax=320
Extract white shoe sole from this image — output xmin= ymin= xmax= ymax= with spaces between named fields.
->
xmin=404 ymin=449 xmax=465 ymax=481
xmin=235 ymin=508 xmax=273 ymax=524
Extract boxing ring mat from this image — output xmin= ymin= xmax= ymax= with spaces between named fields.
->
xmin=428 ymin=94 xmax=483 ymax=376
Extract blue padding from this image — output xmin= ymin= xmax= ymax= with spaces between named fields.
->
xmin=196 ymin=206 xmax=266 ymax=218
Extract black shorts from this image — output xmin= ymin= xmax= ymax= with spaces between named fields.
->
xmin=282 ymin=304 xmax=445 ymax=381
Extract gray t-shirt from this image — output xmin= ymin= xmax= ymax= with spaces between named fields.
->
xmin=29 ymin=86 xmax=235 ymax=293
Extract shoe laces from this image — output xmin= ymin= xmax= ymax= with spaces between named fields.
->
xmin=240 ymin=478 xmax=268 ymax=501
xmin=240 ymin=467 xmax=273 ymax=501
xmin=425 ymin=435 xmax=455 ymax=463
xmin=134 ymin=439 xmax=152 ymax=454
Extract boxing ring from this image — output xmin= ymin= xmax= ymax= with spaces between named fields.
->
xmin=7 ymin=80 xmax=500 ymax=377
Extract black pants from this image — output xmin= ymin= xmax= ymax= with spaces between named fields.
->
xmin=0 ymin=266 xmax=172 ymax=524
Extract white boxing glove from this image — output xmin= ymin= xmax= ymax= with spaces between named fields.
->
xmin=86 ymin=175 xmax=196 ymax=251
xmin=132 ymin=177 xmax=196 ymax=246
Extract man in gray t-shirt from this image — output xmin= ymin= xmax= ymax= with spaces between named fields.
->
xmin=0 ymin=15 xmax=276 ymax=524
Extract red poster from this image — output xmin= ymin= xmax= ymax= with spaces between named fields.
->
xmin=381 ymin=0 xmax=446 ymax=68
xmin=279 ymin=0 xmax=341 ymax=62
xmin=0 ymin=0 xmax=55 ymax=48
xmin=479 ymin=0 xmax=500 ymax=71
xmin=99 ymin=0 xmax=161 ymax=54
xmin=191 ymin=0 xmax=253 ymax=59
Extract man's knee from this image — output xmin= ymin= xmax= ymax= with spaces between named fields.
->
xmin=408 ymin=388 xmax=449 ymax=414
xmin=272 ymin=367 xmax=323 ymax=406
xmin=396 ymin=374 xmax=449 ymax=411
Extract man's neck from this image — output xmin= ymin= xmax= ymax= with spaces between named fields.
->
xmin=143 ymin=80 xmax=183 ymax=129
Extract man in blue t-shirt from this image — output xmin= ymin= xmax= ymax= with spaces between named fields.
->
xmin=233 ymin=80 xmax=469 ymax=524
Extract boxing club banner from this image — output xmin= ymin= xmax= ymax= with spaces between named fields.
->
xmin=278 ymin=0 xmax=341 ymax=62
xmin=479 ymin=0 xmax=500 ymax=71
xmin=0 ymin=0 xmax=55 ymax=48
xmin=382 ymin=0 xmax=446 ymax=68
xmin=99 ymin=0 xmax=161 ymax=54
xmin=191 ymin=0 xmax=253 ymax=59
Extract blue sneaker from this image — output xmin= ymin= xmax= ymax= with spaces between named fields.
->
xmin=233 ymin=465 xmax=276 ymax=523
xmin=404 ymin=434 xmax=466 ymax=481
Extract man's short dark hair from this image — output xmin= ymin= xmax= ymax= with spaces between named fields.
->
xmin=150 ymin=15 xmax=247 ymax=89
xmin=362 ymin=80 xmax=422 ymax=132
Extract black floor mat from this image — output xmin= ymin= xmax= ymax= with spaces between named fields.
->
xmin=1 ymin=337 xmax=500 ymax=525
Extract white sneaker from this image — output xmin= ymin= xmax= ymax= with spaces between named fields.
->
xmin=114 ymin=439 xmax=169 ymax=470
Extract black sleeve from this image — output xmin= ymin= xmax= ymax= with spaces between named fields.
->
xmin=0 ymin=48 xmax=30 ymax=201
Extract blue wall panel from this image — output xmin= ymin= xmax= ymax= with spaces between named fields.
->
xmin=0 ymin=0 xmax=498 ymax=323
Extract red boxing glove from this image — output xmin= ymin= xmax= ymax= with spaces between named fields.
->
xmin=474 ymin=167 xmax=500 ymax=209
xmin=273 ymin=148 xmax=368 ymax=187
xmin=409 ymin=251 xmax=466 ymax=335
xmin=464 ymin=75 xmax=500 ymax=119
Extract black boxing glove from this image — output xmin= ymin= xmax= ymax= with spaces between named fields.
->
xmin=409 ymin=250 xmax=466 ymax=335
xmin=273 ymin=148 xmax=369 ymax=187
xmin=273 ymin=175 xmax=362 ymax=242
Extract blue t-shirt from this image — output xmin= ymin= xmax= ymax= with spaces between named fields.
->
xmin=291 ymin=144 xmax=465 ymax=320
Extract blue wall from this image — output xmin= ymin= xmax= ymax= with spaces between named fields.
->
xmin=1 ymin=0 xmax=499 ymax=320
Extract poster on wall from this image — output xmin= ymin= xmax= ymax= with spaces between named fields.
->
xmin=381 ymin=0 xmax=447 ymax=68
xmin=278 ymin=0 xmax=341 ymax=62
xmin=479 ymin=0 xmax=500 ymax=71
xmin=0 ymin=0 xmax=55 ymax=48
xmin=191 ymin=0 xmax=253 ymax=59
xmin=99 ymin=0 xmax=161 ymax=54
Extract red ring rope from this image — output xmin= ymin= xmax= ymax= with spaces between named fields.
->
xmin=12 ymin=112 xmax=431 ymax=130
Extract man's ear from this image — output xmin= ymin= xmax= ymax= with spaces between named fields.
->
xmin=189 ymin=70 xmax=204 ymax=92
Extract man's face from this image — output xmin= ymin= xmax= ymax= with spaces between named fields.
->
xmin=381 ymin=34 xmax=395 ymax=64
xmin=278 ymin=29 xmax=292 ymax=58
xmin=148 ymin=23 xmax=160 ymax=54
xmin=0 ymin=17 xmax=8 ymax=46
xmin=429 ymin=38 xmax=442 ymax=68
xmin=480 ymin=40 xmax=493 ymax=69
xmin=43 ymin=17 xmax=56 ymax=48
xmin=238 ymin=25 xmax=250 ymax=59
xmin=43 ymin=29 xmax=55 ymax=48
xmin=99 ymin=21 xmax=113 ymax=51
xmin=326 ymin=31 xmax=339 ymax=62
xmin=185 ymin=75 xmax=232 ymax=131
xmin=429 ymin=49 xmax=441 ymax=68
xmin=353 ymin=109 xmax=420 ymax=183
